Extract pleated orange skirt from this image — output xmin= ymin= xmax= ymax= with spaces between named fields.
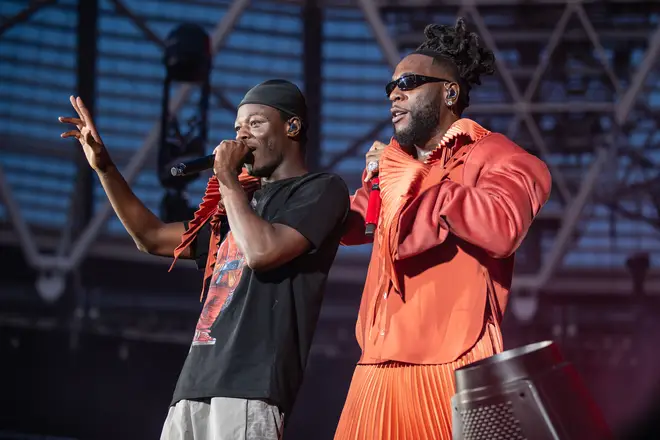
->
xmin=333 ymin=323 xmax=501 ymax=440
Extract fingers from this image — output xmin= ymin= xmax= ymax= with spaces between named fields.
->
xmin=214 ymin=140 xmax=229 ymax=154
xmin=67 ymin=96 xmax=104 ymax=143
xmin=69 ymin=95 xmax=92 ymax=122
xmin=76 ymin=96 xmax=91 ymax=120
xmin=364 ymin=141 xmax=386 ymax=182
xmin=70 ymin=95 xmax=84 ymax=120
xmin=369 ymin=140 xmax=387 ymax=152
xmin=58 ymin=116 xmax=83 ymax=127
xmin=60 ymin=130 xmax=81 ymax=140
xmin=75 ymin=96 xmax=103 ymax=143
xmin=214 ymin=140 xmax=243 ymax=153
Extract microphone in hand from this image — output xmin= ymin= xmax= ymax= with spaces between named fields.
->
xmin=364 ymin=160 xmax=381 ymax=237
xmin=171 ymin=150 xmax=255 ymax=177
xmin=363 ymin=141 xmax=386 ymax=237
xmin=170 ymin=154 xmax=215 ymax=177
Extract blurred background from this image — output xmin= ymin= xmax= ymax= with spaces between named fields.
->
xmin=0 ymin=0 xmax=659 ymax=439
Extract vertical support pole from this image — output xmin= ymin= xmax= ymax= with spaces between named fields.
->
xmin=71 ymin=0 xmax=99 ymax=237
xmin=302 ymin=0 xmax=322 ymax=171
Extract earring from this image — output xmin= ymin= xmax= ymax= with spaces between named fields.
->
xmin=445 ymin=86 xmax=456 ymax=108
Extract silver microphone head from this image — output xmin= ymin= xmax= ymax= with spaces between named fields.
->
xmin=170 ymin=165 xmax=184 ymax=176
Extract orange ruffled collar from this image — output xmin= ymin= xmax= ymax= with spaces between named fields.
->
xmin=376 ymin=118 xmax=491 ymax=296
xmin=169 ymin=170 xmax=261 ymax=301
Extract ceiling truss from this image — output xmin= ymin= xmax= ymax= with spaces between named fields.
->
xmin=0 ymin=0 xmax=658 ymax=328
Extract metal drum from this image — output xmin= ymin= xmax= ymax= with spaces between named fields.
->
xmin=451 ymin=341 xmax=612 ymax=440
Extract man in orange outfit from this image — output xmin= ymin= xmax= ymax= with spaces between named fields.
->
xmin=334 ymin=19 xmax=552 ymax=440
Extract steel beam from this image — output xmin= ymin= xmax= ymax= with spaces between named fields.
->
xmin=322 ymin=118 xmax=391 ymax=172
xmin=466 ymin=5 xmax=573 ymax=203
xmin=0 ymin=165 xmax=42 ymax=268
xmin=514 ymin=24 xmax=660 ymax=292
xmin=395 ymin=29 xmax=654 ymax=45
xmin=616 ymin=25 xmax=660 ymax=125
xmin=513 ymin=146 xmax=610 ymax=291
xmin=323 ymin=101 xmax=614 ymax=114
xmin=521 ymin=113 xmax=573 ymax=202
xmin=303 ymin=0 xmax=323 ymax=171
xmin=63 ymin=0 xmax=252 ymax=272
xmin=474 ymin=102 xmax=616 ymax=114
xmin=0 ymin=0 xmax=58 ymax=38
xmin=573 ymin=3 xmax=622 ymax=94
xmin=464 ymin=6 xmax=521 ymax=103
xmin=356 ymin=0 xmax=401 ymax=70
xmin=522 ymin=3 xmax=574 ymax=102
xmin=63 ymin=0 xmax=100 ymax=257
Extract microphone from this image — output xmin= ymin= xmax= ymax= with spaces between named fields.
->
xmin=171 ymin=151 xmax=254 ymax=177
xmin=364 ymin=177 xmax=381 ymax=236
xmin=170 ymin=154 xmax=214 ymax=177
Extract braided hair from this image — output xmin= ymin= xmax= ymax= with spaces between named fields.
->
xmin=415 ymin=18 xmax=495 ymax=112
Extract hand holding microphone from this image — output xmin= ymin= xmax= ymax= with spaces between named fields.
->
xmin=212 ymin=140 xmax=254 ymax=181
xmin=170 ymin=140 xmax=254 ymax=179
xmin=364 ymin=141 xmax=386 ymax=183
xmin=364 ymin=141 xmax=387 ymax=237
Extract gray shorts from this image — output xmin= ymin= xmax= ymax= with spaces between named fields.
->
xmin=160 ymin=397 xmax=284 ymax=440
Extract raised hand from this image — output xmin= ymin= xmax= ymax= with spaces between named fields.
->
xmin=59 ymin=95 xmax=112 ymax=173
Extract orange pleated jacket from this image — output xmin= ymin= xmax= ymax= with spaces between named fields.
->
xmin=341 ymin=119 xmax=552 ymax=365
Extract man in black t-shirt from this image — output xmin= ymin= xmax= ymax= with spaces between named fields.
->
xmin=59 ymin=80 xmax=350 ymax=439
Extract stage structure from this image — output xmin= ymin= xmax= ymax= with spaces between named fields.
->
xmin=157 ymin=22 xmax=211 ymax=223
xmin=0 ymin=0 xmax=658 ymax=359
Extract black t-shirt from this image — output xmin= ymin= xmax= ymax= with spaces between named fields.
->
xmin=171 ymin=172 xmax=350 ymax=416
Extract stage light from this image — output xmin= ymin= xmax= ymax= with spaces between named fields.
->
xmin=158 ymin=23 xmax=211 ymax=221
xmin=36 ymin=271 xmax=66 ymax=303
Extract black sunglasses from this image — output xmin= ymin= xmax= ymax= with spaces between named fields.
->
xmin=385 ymin=74 xmax=451 ymax=97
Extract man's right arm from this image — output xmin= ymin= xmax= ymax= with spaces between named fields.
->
xmin=341 ymin=170 xmax=374 ymax=246
xmin=341 ymin=140 xmax=386 ymax=246
xmin=97 ymin=165 xmax=189 ymax=258
xmin=59 ymin=95 xmax=188 ymax=259
xmin=340 ymin=183 xmax=374 ymax=246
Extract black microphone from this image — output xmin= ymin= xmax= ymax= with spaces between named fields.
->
xmin=170 ymin=154 xmax=215 ymax=177
xmin=171 ymin=152 xmax=254 ymax=177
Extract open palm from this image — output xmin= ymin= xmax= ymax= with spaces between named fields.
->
xmin=59 ymin=95 xmax=111 ymax=172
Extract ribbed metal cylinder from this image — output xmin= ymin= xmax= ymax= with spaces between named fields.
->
xmin=452 ymin=340 xmax=612 ymax=440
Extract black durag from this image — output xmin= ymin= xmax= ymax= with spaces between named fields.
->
xmin=238 ymin=79 xmax=307 ymax=122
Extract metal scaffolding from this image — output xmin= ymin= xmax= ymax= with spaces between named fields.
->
xmin=0 ymin=0 xmax=659 ymax=308
xmin=358 ymin=0 xmax=660 ymax=295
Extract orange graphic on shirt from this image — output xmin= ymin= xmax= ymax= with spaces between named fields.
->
xmin=192 ymin=233 xmax=245 ymax=346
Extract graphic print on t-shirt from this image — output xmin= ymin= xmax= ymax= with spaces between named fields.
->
xmin=192 ymin=232 xmax=245 ymax=346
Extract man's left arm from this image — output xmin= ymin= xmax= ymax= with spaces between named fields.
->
xmin=219 ymin=173 xmax=349 ymax=271
xmin=397 ymin=151 xmax=552 ymax=260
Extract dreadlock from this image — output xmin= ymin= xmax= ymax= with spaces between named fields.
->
xmin=415 ymin=17 xmax=495 ymax=112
